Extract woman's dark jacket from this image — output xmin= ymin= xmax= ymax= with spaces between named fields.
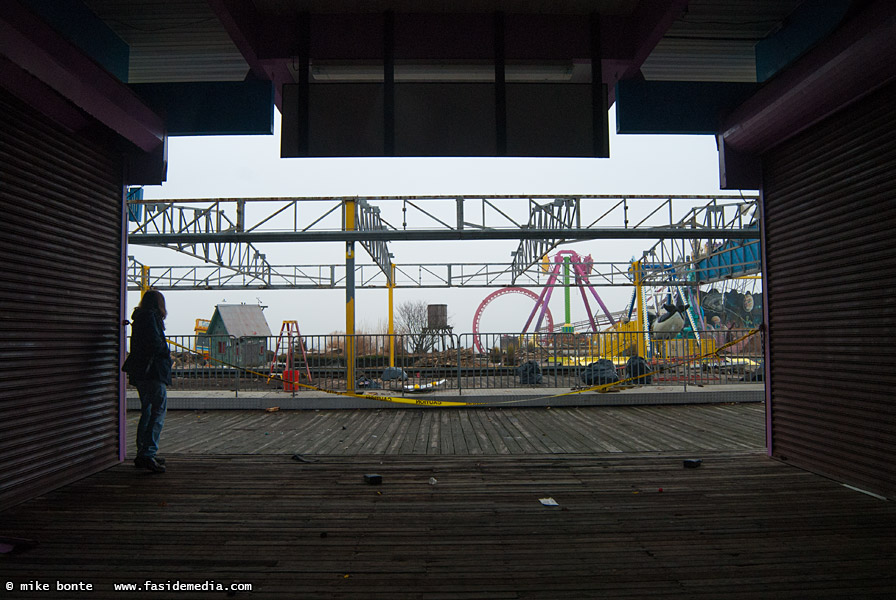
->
xmin=122 ymin=307 xmax=172 ymax=385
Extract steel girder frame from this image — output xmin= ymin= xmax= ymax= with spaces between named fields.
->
xmin=127 ymin=194 xmax=759 ymax=289
xmin=129 ymin=200 xmax=280 ymax=287
xmin=124 ymin=259 xmax=705 ymax=291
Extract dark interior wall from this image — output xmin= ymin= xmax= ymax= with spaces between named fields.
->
xmin=0 ymin=88 xmax=124 ymax=510
xmin=762 ymin=80 xmax=896 ymax=499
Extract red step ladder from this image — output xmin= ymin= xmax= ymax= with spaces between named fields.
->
xmin=270 ymin=321 xmax=312 ymax=389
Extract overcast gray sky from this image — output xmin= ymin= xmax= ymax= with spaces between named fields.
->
xmin=134 ymin=106 xmax=746 ymax=338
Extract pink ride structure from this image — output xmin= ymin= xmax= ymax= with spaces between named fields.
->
xmin=471 ymin=250 xmax=616 ymax=353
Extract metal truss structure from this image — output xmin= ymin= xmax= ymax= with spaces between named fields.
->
xmin=510 ymin=197 xmax=579 ymax=282
xmin=355 ymin=199 xmax=394 ymax=284
xmin=127 ymin=194 xmax=759 ymax=291
xmin=126 ymin=257 xmax=658 ymax=291
xmin=129 ymin=200 xmax=278 ymax=286
xmin=638 ymin=198 xmax=760 ymax=284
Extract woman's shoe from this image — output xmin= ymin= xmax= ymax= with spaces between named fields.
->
xmin=143 ymin=457 xmax=166 ymax=473
xmin=134 ymin=456 xmax=166 ymax=472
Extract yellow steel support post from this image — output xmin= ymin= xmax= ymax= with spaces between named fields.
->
xmin=388 ymin=264 xmax=395 ymax=368
xmin=140 ymin=265 xmax=150 ymax=294
xmin=633 ymin=260 xmax=648 ymax=358
xmin=345 ymin=199 xmax=356 ymax=392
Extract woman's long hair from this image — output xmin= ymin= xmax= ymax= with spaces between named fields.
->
xmin=139 ymin=289 xmax=167 ymax=320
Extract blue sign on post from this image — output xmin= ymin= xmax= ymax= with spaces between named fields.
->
xmin=126 ymin=187 xmax=143 ymax=222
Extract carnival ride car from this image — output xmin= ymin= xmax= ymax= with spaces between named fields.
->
xmin=471 ymin=244 xmax=762 ymax=375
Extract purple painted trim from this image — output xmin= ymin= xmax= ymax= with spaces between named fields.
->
xmin=621 ymin=0 xmax=688 ymax=79
xmin=208 ymin=0 xmax=292 ymax=109
xmin=721 ymin=0 xmax=896 ymax=154
xmin=758 ymin=190 xmax=772 ymax=457
xmin=118 ymin=179 xmax=129 ymax=462
xmin=605 ymin=0 xmax=687 ymax=105
xmin=0 ymin=1 xmax=164 ymax=152
xmin=0 ymin=55 xmax=89 ymax=133
xmin=717 ymin=135 xmax=761 ymax=190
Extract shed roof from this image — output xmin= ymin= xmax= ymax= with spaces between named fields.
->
xmin=211 ymin=304 xmax=272 ymax=338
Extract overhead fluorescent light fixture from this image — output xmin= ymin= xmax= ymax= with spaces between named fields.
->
xmin=310 ymin=63 xmax=574 ymax=82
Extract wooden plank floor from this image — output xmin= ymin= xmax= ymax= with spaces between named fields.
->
xmin=2 ymin=452 xmax=895 ymax=598
xmin=129 ymin=403 xmax=767 ymax=456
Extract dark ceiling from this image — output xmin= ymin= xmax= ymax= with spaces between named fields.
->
xmin=8 ymin=0 xmax=882 ymax=183
xmin=82 ymin=0 xmax=802 ymax=90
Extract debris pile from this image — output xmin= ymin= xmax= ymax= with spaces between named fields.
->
xmin=411 ymin=348 xmax=477 ymax=368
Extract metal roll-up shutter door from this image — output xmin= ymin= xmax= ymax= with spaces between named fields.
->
xmin=762 ymin=80 xmax=896 ymax=499
xmin=0 ymin=88 xmax=124 ymax=509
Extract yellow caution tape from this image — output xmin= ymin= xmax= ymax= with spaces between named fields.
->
xmin=164 ymin=327 xmax=761 ymax=408
xmin=544 ymin=327 xmax=762 ymax=399
xmin=164 ymin=339 xmax=486 ymax=407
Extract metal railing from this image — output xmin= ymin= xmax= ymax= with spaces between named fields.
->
xmin=458 ymin=329 xmax=762 ymax=391
xmin=126 ymin=329 xmax=764 ymax=394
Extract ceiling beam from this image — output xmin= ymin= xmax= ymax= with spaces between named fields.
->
xmin=131 ymin=227 xmax=757 ymax=245
xmin=207 ymin=1 xmax=687 ymax=111
xmin=0 ymin=0 xmax=165 ymax=152
xmin=721 ymin=0 xmax=896 ymax=156
xmin=208 ymin=0 xmax=295 ymax=109
xmin=717 ymin=0 xmax=896 ymax=189
xmin=615 ymin=0 xmax=688 ymax=83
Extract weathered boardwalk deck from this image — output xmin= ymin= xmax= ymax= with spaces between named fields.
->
xmin=131 ymin=403 xmax=766 ymax=456
xmin=3 ymin=404 xmax=896 ymax=598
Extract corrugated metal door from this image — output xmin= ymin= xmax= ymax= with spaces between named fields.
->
xmin=762 ymin=81 xmax=896 ymax=499
xmin=0 ymin=88 xmax=124 ymax=509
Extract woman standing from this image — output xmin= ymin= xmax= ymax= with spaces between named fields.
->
xmin=122 ymin=289 xmax=172 ymax=473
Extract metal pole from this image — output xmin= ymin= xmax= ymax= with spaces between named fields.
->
xmin=389 ymin=263 xmax=395 ymax=368
xmin=563 ymin=256 xmax=572 ymax=329
xmin=634 ymin=261 xmax=648 ymax=359
xmin=456 ymin=334 xmax=463 ymax=396
xmin=140 ymin=265 xmax=150 ymax=294
xmin=233 ymin=336 xmax=239 ymax=399
xmin=345 ymin=199 xmax=356 ymax=392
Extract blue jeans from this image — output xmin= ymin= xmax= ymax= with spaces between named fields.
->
xmin=135 ymin=380 xmax=167 ymax=459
